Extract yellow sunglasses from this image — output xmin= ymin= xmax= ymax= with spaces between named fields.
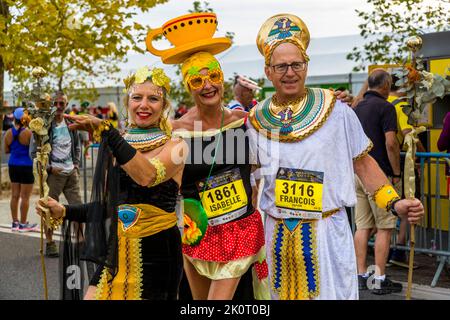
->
xmin=188 ymin=69 xmax=224 ymax=90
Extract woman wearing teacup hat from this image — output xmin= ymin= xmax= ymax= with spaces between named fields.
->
xmin=146 ymin=12 xmax=270 ymax=300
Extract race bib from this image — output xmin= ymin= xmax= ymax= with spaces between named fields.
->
xmin=275 ymin=168 xmax=324 ymax=219
xmin=197 ymin=168 xmax=248 ymax=225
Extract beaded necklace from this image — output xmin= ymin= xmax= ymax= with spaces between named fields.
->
xmin=249 ymin=87 xmax=336 ymax=142
xmin=123 ymin=126 xmax=170 ymax=152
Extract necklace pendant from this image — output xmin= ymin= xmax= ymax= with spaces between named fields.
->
xmin=278 ymin=108 xmax=293 ymax=135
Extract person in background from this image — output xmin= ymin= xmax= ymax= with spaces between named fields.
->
xmin=106 ymin=102 xmax=120 ymax=129
xmin=78 ymin=101 xmax=92 ymax=158
xmin=174 ymin=103 xmax=188 ymax=119
xmin=31 ymin=91 xmax=82 ymax=257
xmin=4 ymin=107 xmax=37 ymax=232
xmin=2 ymin=112 xmax=15 ymax=133
xmin=95 ymin=106 xmax=104 ymax=119
xmin=353 ymin=69 xmax=403 ymax=295
xmin=437 ymin=111 xmax=450 ymax=198
xmin=387 ymin=73 xmax=425 ymax=267
xmin=226 ymin=75 xmax=261 ymax=112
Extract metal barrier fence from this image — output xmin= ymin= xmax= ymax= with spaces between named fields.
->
xmin=352 ymin=151 xmax=450 ymax=287
xmin=81 ymin=143 xmax=99 ymax=203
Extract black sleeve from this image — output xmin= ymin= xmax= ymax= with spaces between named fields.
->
xmin=104 ymin=127 xmax=137 ymax=165
xmin=382 ymin=103 xmax=398 ymax=133
xmin=89 ymin=264 xmax=104 ymax=286
xmin=64 ymin=203 xmax=91 ymax=222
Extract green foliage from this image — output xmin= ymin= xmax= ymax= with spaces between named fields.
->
xmin=392 ymin=56 xmax=450 ymax=126
xmin=0 ymin=0 xmax=168 ymax=102
xmin=347 ymin=0 xmax=450 ymax=71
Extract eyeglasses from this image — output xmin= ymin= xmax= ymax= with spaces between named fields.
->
xmin=271 ymin=62 xmax=307 ymax=74
xmin=53 ymin=101 xmax=66 ymax=107
xmin=188 ymin=69 xmax=224 ymax=90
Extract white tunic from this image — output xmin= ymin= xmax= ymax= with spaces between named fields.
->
xmin=247 ymin=99 xmax=371 ymax=300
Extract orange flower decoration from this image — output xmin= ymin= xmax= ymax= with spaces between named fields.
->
xmin=406 ymin=65 xmax=420 ymax=83
xmin=182 ymin=214 xmax=203 ymax=245
xmin=20 ymin=111 xmax=31 ymax=127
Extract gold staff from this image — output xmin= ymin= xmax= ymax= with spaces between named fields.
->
xmin=22 ymin=67 xmax=56 ymax=300
xmin=403 ymin=35 xmax=425 ymax=301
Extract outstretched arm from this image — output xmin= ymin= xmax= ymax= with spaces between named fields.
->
xmin=36 ymin=197 xmax=92 ymax=223
xmin=122 ymin=137 xmax=188 ymax=187
xmin=64 ymin=113 xmax=188 ymax=187
xmin=354 ymin=155 xmax=424 ymax=224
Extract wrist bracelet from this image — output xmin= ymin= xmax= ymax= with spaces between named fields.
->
xmin=372 ymin=184 xmax=400 ymax=211
xmin=48 ymin=206 xmax=66 ymax=230
xmin=388 ymin=198 xmax=401 ymax=216
xmin=93 ymin=120 xmax=112 ymax=142
xmin=148 ymin=157 xmax=166 ymax=188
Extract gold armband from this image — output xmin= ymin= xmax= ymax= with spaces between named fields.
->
xmin=148 ymin=157 xmax=166 ymax=188
xmin=372 ymin=184 xmax=400 ymax=211
xmin=93 ymin=120 xmax=112 ymax=142
xmin=48 ymin=206 xmax=66 ymax=230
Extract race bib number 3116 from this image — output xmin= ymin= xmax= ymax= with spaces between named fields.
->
xmin=275 ymin=168 xmax=324 ymax=214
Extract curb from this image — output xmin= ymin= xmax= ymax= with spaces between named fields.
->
xmin=392 ymin=281 xmax=450 ymax=300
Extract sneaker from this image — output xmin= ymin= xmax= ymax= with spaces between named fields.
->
xmin=371 ymin=277 xmax=403 ymax=295
xmin=18 ymin=222 xmax=39 ymax=233
xmin=45 ymin=241 xmax=59 ymax=258
xmin=11 ymin=221 xmax=20 ymax=232
xmin=389 ymin=249 xmax=407 ymax=265
xmin=358 ymin=275 xmax=369 ymax=290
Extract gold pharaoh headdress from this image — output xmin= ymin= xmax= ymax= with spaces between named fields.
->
xmin=256 ymin=14 xmax=310 ymax=65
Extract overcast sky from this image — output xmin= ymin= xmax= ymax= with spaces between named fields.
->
xmin=136 ymin=0 xmax=372 ymax=45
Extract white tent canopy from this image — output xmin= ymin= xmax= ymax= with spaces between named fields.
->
xmin=4 ymin=34 xmax=368 ymax=105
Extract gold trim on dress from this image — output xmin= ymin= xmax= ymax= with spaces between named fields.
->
xmin=353 ymin=140 xmax=374 ymax=161
xmin=94 ymin=237 xmax=144 ymax=300
xmin=184 ymin=246 xmax=266 ymax=280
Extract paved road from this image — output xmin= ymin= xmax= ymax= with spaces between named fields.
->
xmin=0 ymin=231 xmax=59 ymax=300
xmin=2 ymin=229 xmax=449 ymax=300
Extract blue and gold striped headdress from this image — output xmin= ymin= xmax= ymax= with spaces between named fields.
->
xmin=256 ymin=14 xmax=310 ymax=65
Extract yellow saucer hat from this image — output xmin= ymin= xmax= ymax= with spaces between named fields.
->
xmin=146 ymin=12 xmax=232 ymax=64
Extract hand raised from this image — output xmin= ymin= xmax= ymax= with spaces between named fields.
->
xmin=64 ymin=114 xmax=102 ymax=132
xmin=334 ymin=89 xmax=354 ymax=105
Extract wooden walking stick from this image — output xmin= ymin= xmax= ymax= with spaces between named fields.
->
xmin=20 ymin=67 xmax=56 ymax=300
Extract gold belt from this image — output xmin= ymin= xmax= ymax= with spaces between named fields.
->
xmin=291 ymin=208 xmax=340 ymax=224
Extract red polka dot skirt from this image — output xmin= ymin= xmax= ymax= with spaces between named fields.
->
xmin=183 ymin=210 xmax=265 ymax=262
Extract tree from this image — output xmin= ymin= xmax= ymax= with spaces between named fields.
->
xmin=0 ymin=0 xmax=168 ymax=196
xmin=0 ymin=0 xmax=168 ymax=104
xmin=170 ymin=1 xmax=236 ymax=107
xmin=347 ymin=0 xmax=450 ymax=71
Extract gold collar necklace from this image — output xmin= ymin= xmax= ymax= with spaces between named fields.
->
xmin=271 ymin=90 xmax=308 ymax=109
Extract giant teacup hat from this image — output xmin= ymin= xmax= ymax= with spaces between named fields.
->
xmin=146 ymin=12 xmax=231 ymax=64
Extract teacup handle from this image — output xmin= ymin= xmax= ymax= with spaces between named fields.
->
xmin=146 ymin=27 xmax=169 ymax=56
